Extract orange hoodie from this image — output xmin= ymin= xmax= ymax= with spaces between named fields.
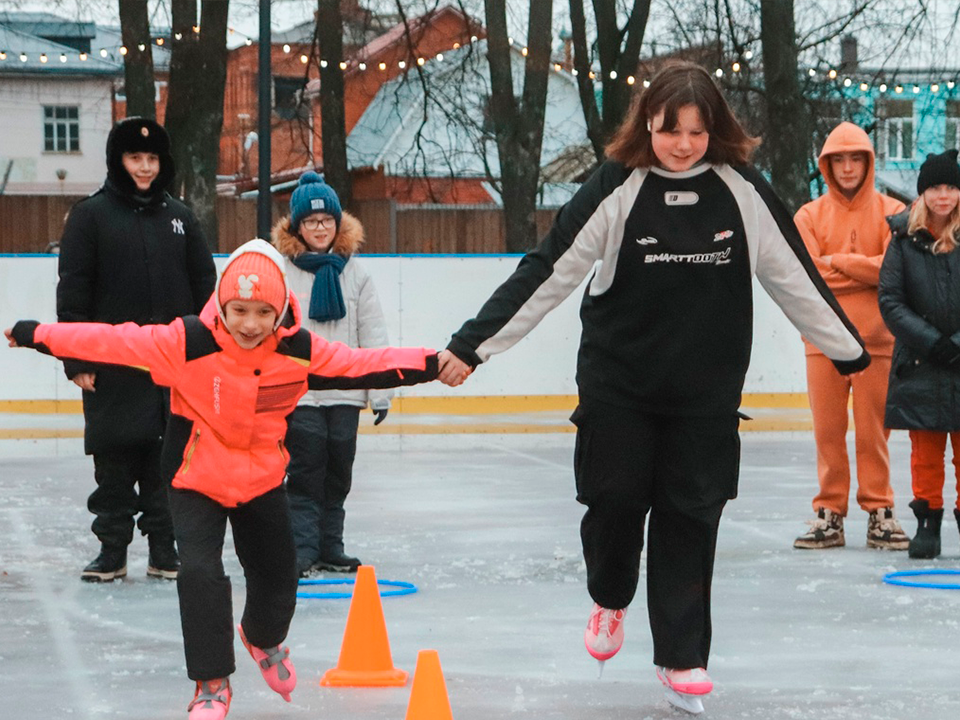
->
xmin=794 ymin=122 xmax=905 ymax=357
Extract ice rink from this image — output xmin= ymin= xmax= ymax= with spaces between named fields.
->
xmin=2 ymin=429 xmax=959 ymax=719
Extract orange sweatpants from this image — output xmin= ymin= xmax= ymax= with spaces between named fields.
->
xmin=806 ymin=353 xmax=893 ymax=515
xmin=909 ymin=430 xmax=960 ymax=511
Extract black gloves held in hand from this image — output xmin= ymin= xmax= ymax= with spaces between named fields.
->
xmin=373 ymin=408 xmax=389 ymax=426
xmin=11 ymin=320 xmax=39 ymax=348
xmin=929 ymin=336 xmax=960 ymax=366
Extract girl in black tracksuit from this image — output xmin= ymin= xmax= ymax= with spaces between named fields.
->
xmin=438 ymin=61 xmax=868 ymax=707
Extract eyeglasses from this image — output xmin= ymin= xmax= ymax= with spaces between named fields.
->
xmin=300 ymin=216 xmax=336 ymax=230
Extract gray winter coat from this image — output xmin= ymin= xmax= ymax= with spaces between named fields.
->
xmin=879 ymin=211 xmax=960 ymax=430
xmin=272 ymin=212 xmax=393 ymax=410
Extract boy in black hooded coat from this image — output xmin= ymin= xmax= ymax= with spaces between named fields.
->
xmin=57 ymin=116 xmax=217 ymax=582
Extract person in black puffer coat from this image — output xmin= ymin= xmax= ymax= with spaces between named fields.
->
xmin=57 ymin=116 xmax=217 ymax=582
xmin=879 ymin=149 xmax=960 ymax=559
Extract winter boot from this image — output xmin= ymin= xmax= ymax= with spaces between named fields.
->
xmin=147 ymin=534 xmax=180 ymax=580
xmin=908 ymin=499 xmax=944 ymax=559
xmin=657 ymin=667 xmax=712 ymax=715
xmin=793 ymin=508 xmax=844 ymax=549
xmin=187 ymin=678 xmax=231 ymax=720
xmin=317 ymin=506 xmax=361 ymax=572
xmin=81 ymin=545 xmax=127 ymax=582
xmin=866 ymin=507 xmax=910 ymax=550
xmin=584 ymin=603 xmax=626 ymax=661
xmin=238 ymin=624 xmax=296 ymax=702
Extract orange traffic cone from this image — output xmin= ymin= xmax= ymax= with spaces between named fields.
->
xmin=320 ymin=565 xmax=408 ymax=686
xmin=404 ymin=650 xmax=453 ymax=720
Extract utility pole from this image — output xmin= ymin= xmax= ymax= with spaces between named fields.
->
xmin=257 ymin=0 xmax=272 ymax=238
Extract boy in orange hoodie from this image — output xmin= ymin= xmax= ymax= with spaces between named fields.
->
xmin=793 ymin=122 xmax=909 ymax=550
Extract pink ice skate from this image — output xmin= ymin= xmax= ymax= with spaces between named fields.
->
xmin=237 ymin=624 xmax=296 ymax=702
xmin=656 ymin=666 xmax=712 ymax=714
xmin=584 ymin=602 xmax=626 ymax=677
xmin=187 ymin=678 xmax=231 ymax=720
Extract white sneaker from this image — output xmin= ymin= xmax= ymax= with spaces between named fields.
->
xmin=583 ymin=603 xmax=626 ymax=661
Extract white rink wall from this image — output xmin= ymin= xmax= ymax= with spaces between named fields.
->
xmin=0 ymin=254 xmax=809 ymax=402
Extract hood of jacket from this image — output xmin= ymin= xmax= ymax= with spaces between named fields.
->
xmin=271 ymin=210 xmax=364 ymax=258
xmin=818 ymin=122 xmax=878 ymax=209
xmin=212 ymin=239 xmax=296 ymax=333
xmin=105 ymin=117 xmax=176 ymax=205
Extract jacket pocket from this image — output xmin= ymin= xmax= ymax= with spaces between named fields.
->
xmin=181 ymin=429 xmax=202 ymax=475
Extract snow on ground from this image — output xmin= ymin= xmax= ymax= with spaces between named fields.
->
xmin=1 ymin=431 xmax=958 ymax=719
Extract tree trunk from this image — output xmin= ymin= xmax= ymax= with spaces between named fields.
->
xmin=166 ymin=0 xmax=228 ymax=252
xmin=569 ymin=0 xmax=651 ymax=163
xmin=485 ymin=0 xmax=552 ymax=252
xmin=759 ymin=0 xmax=811 ymax=213
xmin=119 ymin=0 xmax=156 ymax=119
xmin=317 ymin=0 xmax=351 ymax=208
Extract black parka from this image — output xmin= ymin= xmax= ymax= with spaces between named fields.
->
xmin=57 ymin=120 xmax=216 ymax=454
xmin=879 ymin=210 xmax=960 ymax=431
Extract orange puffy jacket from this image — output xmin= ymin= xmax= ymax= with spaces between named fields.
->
xmin=26 ymin=291 xmax=437 ymax=507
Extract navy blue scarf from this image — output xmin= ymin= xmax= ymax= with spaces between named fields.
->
xmin=291 ymin=252 xmax=347 ymax=322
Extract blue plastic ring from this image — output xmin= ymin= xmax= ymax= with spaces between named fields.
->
xmin=296 ymin=577 xmax=418 ymax=599
xmin=882 ymin=568 xmax=960 ymax=590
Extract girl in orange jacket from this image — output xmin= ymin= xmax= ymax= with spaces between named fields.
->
xmin=6 ymin=239 xmax=438 ymax=720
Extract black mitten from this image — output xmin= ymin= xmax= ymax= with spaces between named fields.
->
xmin=11 ymin=320 xmax=40 ymax=349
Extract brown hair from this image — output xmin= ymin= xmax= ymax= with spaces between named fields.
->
xmin=605 ymin=61 xmax=760 ymax=169
xmin=908 ymin=196 xmax=960 ymax=254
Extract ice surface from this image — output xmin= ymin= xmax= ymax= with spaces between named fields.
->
xmin=1 ymin=431 xmax=958 ymax=719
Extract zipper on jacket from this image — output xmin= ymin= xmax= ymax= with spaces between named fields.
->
xmin=182 ymin=429 xmax=201 ymax=474
xmin=277 ymin=439 xmax=286 ymax=462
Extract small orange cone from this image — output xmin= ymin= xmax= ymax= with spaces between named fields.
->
xmin=320 ymin=565 xmax=408 ymax=686
xmin=404 ymin=650 xmax=453 ymax=720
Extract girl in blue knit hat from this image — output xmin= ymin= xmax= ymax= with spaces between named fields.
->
xmin=272 ymin=171 xmax=391 ymax=575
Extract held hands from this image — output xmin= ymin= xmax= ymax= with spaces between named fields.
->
xmin=437 ymin=349 xmax=473 ymax=387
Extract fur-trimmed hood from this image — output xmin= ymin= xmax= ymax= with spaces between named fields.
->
xmin=271 ymin=210 xmax=364 ymax=259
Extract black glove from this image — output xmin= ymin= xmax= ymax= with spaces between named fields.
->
xmin=11 ymin=320 xmax=40 ymax=349
xmin=373 ymin=408 xmax=389 ymax=426
xmin=929 ymin=336 xmax=960 ymax=366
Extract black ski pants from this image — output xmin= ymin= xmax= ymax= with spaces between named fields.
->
xmin=284 ymin=405 xmax=361 ymax=565
xmin=89 ymin=439 xmax=172 ymax=549
xmin=572 ymin=403 xmax=740 ymax=670
xmin=169 ymin=484 xmax=298 ymax=681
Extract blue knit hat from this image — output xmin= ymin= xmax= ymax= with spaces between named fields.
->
xmin=290 ymin=171 xmax=342 ymax=232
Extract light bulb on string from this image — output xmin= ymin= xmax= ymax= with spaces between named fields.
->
xmin=378 ymin=62 xmax=386 ymax=70
xmin=859 ymin=82 xmax=868 ymax=91
xmin=879 ymin=83 xmax=887 ymax=92
xmin=339 ymin=61 xmax=347 ymax=70
xmin=100 ymin=48 xmax=108 ymax=57
xmin=627 ymin=76 xmax=635 ymax=85
xmin=732 ymin=62 xmax=740 ymax=73
xmin=119 ymin=46 xmax=127 ymax=55
xmin=808 ymin=68 xmax=816 ymax=77
xmin=398 ymin=60 xmax=405 ymax=69
xmin=609 ymin=70 xmax=617 ymax=80
xmin=932 ymin=84 xmax=940 ymax=93
xmin=320 ymin=59 xmax=327 ymax=68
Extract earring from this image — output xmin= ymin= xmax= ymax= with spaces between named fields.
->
xmin=646 ymin=120 xmax=652 ymax=132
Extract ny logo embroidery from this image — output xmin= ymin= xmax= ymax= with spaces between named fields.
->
xmin=171 ymin=218 xmax=185 ymax=235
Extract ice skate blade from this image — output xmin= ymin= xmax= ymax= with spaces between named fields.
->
xmin=664 ymin=687 xmax=704 ymax=715
xmin=596 ymin=659 xmax=605 ymax=679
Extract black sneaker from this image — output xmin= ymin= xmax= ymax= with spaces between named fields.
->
xmin=81 ymin=546 xmax=127 ymax=582
xmin=147 ymin=535 xmax=180 ymax=580
xmin=315 ymin=551 xmax=361 ymax=573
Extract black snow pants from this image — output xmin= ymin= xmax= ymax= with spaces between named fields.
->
xmin=572 ymin=401 xmax=740 ymax=670
xmin=168 ymin=484 xmax=298 ymax=681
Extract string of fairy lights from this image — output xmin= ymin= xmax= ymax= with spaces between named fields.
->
xmin=2 ymin=27 xmax=958 ymax=95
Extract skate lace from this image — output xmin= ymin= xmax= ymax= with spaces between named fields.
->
xmin=188 ymin=680 xmax=229 ymax=710
xmin=595 ymin=607 xmax=623 ymax=637
xmin=873 ymin=514 xmax=901 ymax=533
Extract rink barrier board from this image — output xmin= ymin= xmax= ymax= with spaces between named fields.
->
xmin=0 ymin=393 xmax=825 ymax=436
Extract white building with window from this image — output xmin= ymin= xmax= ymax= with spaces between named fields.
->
xmin=0 ymin=13 xmax=120 ymax=194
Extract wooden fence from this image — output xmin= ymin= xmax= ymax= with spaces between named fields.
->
xmin=0 ymin=195 xmax=559 ymax=254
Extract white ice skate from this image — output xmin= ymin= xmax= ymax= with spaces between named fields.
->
xmin=656 ymin=666 xmax=712 ymax=715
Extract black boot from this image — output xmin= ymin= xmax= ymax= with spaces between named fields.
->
xmin=317 ymin=506 xmax=361 ymax=573
xmin=908 ymin=499 xmax=943 ymax=559
xmin=82 ymin=545 xmax=127 ymax=582
xmin=147 ymin=534 xmax=179 ymax=580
